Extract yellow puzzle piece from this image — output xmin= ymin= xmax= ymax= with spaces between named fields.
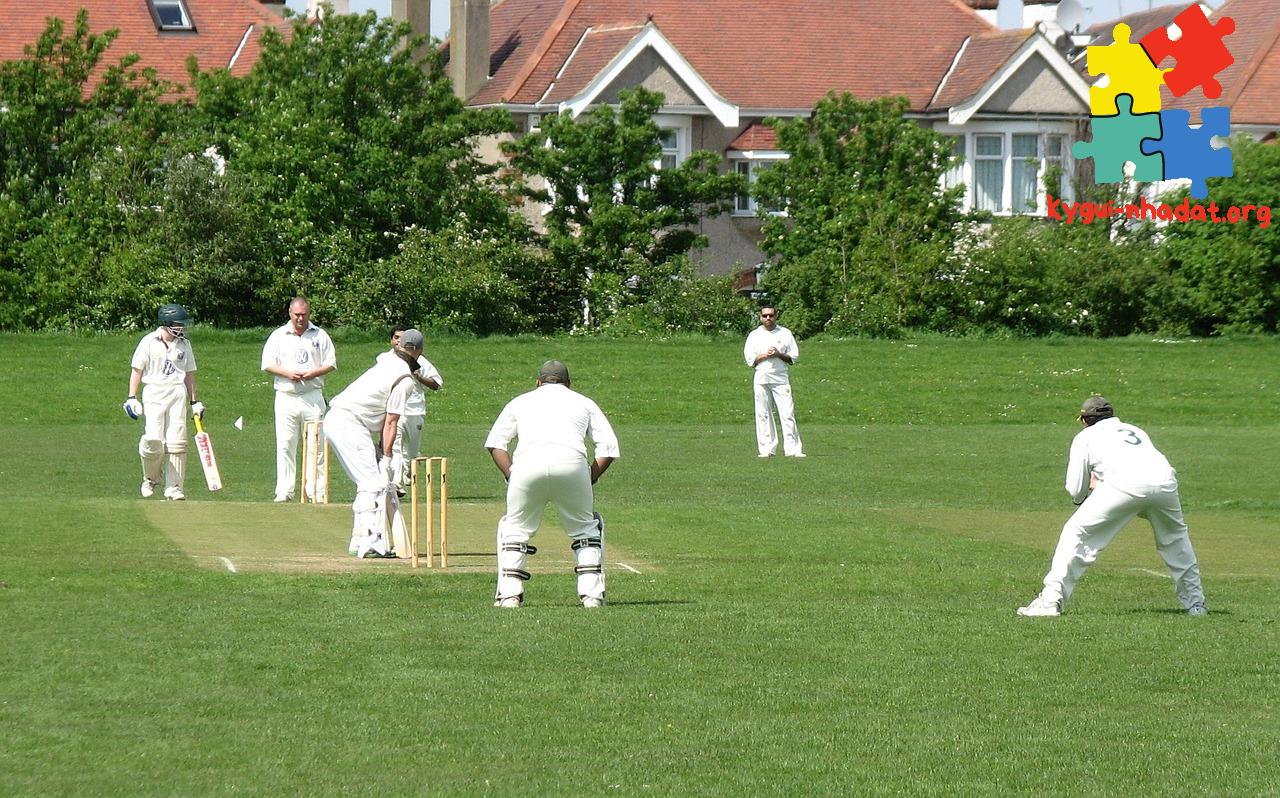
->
xmin=1087 ymin=23 xmax=1167 ymax=115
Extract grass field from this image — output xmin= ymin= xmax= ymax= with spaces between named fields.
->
xmin=1 ymin=331 xmax=1277 ymax=795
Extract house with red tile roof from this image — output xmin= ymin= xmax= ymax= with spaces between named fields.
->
xmin=436 ymin=0 xmax=1091 ymax=274
xmin=0 ymin=0 xmax=290 ymax=94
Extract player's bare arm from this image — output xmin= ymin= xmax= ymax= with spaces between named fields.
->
xmin=487 ymin=447 xmax=512 ymax=481
xmin=590 ymin=456 xmax=614 ymax=484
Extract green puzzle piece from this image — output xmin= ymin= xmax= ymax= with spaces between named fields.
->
xmin=1072 ymin=94 xmax=1163 ymax=183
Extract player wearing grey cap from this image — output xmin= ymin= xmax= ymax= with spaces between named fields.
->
xmin=485 ymin=361 xmax=620 ymax=608
xmin=123 ymin=303 xmax=204 ymax=501
xmin=1018 ymin=395 xmax=1207 ymax=617
xmin=324 ymin=329 xmax=424 ymax=558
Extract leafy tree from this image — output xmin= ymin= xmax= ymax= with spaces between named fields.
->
xmin=1157 ymin=136 xmax=1280 ymax=334
xmin=0 ymin=11 xmax=175 ymax=328
xmin=752 ymin=94 xmax=965 ymax=336
xmin=503 ymin=87 xmax=743 ymax=328
xmin=183 ymin=8 xmax=525 ymax=325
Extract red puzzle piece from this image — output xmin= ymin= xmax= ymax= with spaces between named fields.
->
xmin=1140 ymin=4 xmax=1235 ymax=99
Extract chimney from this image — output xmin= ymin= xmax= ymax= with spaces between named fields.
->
xmin=391 ymin=0 xmax=432 ymax=64
xmin=307 ymin=0 xmax=350 ymax=19
xmin=450 ymin=0 xmax=490 ymax=101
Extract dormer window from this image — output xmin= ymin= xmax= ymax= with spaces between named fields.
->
xmin=148 ymin=0 xmax=195 ymax=31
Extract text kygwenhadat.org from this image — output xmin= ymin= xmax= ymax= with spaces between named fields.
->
xmin=1047 ymin=193 xmax=1271 ymax=228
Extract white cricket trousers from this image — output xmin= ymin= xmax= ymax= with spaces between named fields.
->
xmin=1042 ymin=481 xmax=1205 ymax=609
xmin=495 ymin=456 xmax=604 ymax=601
xmin=140 ymin=382 xmax=188 ymax=490
xmin=754 ymin=381 xmax=803 ymax=456
xmin=323 ymin=408 xmax=386 ymax=547
xmin=394 ymin=412 xmax=424 ymax=485
xmin=274 ymin=389 xmax=326 ymax=500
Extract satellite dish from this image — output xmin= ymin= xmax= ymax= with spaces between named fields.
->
xmin=1056 ymin=0 xmax=1086 ymax=33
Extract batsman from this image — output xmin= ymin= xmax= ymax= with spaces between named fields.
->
xmin=123 ymin=303 xmax=205 ymax=501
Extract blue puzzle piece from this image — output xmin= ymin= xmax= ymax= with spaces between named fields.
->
xmin=1072 ymin=94 xmax=1164 ymax=184
xmin=1141 ymin=107 xmax=1233 ymax=199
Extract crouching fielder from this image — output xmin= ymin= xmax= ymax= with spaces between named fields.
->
xmin=324 ymin=329 xmax=423 ymax=558
xmin=1018 ymin=395 xmax=1207 ymax=618
xmin=486 ymin=361 xmax=619 ymax=608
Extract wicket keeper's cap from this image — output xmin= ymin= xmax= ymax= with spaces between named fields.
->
xmin=399 ymin=329 xmax=425 ymax=350
xmin=538 ymin=360 xmax=570 ymax=383
xmin=1079 ymin=395 xmax=1114 ymax=419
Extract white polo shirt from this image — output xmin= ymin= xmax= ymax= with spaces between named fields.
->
xmin=131 ymin=328 xmax=196 ymax=385
xmin=485 ymin=383 xmax=620 ymax=463
xmin=744 ymin=325 xmax=800 ymax=385
xmin=261 ymin=322 xmax=336 ymax=394
xmin=375 ymin=350 xmax=442 ymax=416
xmin=329 ymin=357 xmax=416 ymax=433
xmin=1066 ymin=416 xmax=1177 ymax=503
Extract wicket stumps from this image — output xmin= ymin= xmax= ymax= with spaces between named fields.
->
xmin=300 ymin=419 xmax=330 ymax=504
xmin=409 ymin=456 xmax=448 ymax=568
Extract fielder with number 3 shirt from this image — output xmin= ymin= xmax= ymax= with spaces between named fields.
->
xmin=1017 ymin=395 xmax=1208 ymax=617
xmin=324 ymin=329 xmax=423 ymax=559
xmin=486 ymin=361 xmax=620 ymax=609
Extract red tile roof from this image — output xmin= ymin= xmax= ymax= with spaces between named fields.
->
xmin=1163 ymin=0 xmax=1280 ymax=126
xmin=466 ymin=0 xmax=996 ymax=112
xmin=543 ymin=23 xmax=644 ymax=103
xmin=727 ymin=123 xmax=778 ymax=151
xmin=927 ymin=28 xmax=1033 ymax=111
xmin=1084 ymin=5 xmax=1184 ymax=44
xmin=0 ymin=0 xmax=290 ymax=95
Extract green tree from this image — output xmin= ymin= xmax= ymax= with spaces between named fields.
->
xmin=185 ymin=8 xmax=525 ymax=325
xmin=0 ymin=11 xmax=175 ymax=329
xmin=503 ymin=87 xmax=743 ymax=328
xmin=1157 ymin=136 xmax=1280 ymax=334
xmin=752 ymin=94 xmax=965 ymax=336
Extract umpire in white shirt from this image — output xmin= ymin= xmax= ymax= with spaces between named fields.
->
xmin=485 ymin=361 xmax=620 ymax=608
xmin=1018 ymin=395 xmax=1208 ymax=617
xmin=261 ymin=297 xmax=336 ymax=502
xmin=744 ymin=306 xmax=804 ymax=457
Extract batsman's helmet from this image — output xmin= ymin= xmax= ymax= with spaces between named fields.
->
xmin=158 ymin=303 xmax=191 ymax=326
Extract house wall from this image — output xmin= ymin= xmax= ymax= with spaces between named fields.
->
xmin=690 ymin=116 xmax=771 ymax=276
xmin=983 ymin=54 xmax=1081 ymax=114
xmin=597 ymin=49 xmax=699 ymax=106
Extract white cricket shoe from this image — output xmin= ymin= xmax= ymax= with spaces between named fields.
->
xmin=1187 ymin=602 xmax=1209 ymax=616
xmin=1017 ymin=595 xmax=1062 ymax=617
xmin=786 ymin=452 xmax=807 ymax=458
xmin=164 ymin=486 xmax=185 ymax=501
xmin=356 ymin=533 xmax=388 ymax=560
xmin=581 ymin=596 xmax=605 ymax=608
xmin=273 ymin=494 xmax=290 ymax=503
xmin=494 ymin=596 xmax=523 ymax=609
xmin=140 ymin=479 xmax=157 ymax=498
xmin=348 ymin=533 xmax=361 ymax=555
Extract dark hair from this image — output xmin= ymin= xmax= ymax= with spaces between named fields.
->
xmin=391 ymin=324 xmax=410 ymax=335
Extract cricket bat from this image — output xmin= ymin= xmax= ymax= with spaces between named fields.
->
xmin=193 ymin=416 xmax=223 ymax=491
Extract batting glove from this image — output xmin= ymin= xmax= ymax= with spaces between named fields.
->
xmin=123 ymin=397 xmax=143 ymax=420
xmin=190 ymin=400 xmax=206 ymax=420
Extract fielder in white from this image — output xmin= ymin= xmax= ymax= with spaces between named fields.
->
xmin=485 ymin=361 xmax=619 ymax=609
xmin=376 ymin=325 xmax=441 ymax=488
xmin=323 ymin=329 xmax=423 ymax=558
xmin=261 ymin=297 xmax=336 ymax=502
xmin=744 ymin=306 xmax=804 ymax=457
xmin=1018 ymin=396 xmax=1208 ymax=617
xmin=124 ymin=303 xmax=205 ymax=501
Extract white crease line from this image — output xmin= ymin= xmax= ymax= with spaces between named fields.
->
xmin=219 ymin=557 xmax=238 ymax=573
xmin=1130 ymin=567 xmax=1171 ymax=580
xmin=616 ymin=562 xmax=641 ymax=574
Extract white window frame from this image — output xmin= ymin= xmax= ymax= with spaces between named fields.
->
xmin=934 ymin=123 xmax=1076 ymax=215
xmin=653 ymin=114 xmax=691 ymax=171
xmin=148 ymin=0 xmax=195 ymax=31
xmin=729 ymin=151 xmax=788 ymax=217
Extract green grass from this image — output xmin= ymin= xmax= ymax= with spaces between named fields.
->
xmin=1 ymin=331 xmax=1277 ymax=795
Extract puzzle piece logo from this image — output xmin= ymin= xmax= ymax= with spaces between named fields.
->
xmin=1073 ymin=4 xmax=1235 ymax=199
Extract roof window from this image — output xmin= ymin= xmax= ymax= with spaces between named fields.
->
xmin=148 ymin=0 xmax=195 ymax=31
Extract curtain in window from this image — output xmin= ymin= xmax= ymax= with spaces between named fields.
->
xmin=1012 ymin=134 xmax=1039 ymax=213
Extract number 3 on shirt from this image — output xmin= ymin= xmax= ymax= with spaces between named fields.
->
xmin=1119 ymin=428 xmax=1143 ymax=446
